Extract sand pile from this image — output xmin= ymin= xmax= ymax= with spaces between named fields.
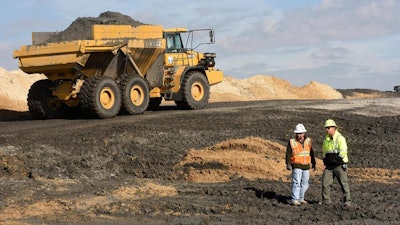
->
xmin=0 ymin=67 xmax=45 ymax=111
xmin=174 ymin=137 xmax=324 ymax=183
xmin=175 ymin=136 xmax=399 ymax=184
xmin=210 ymin=75 xmax=343 ymax=102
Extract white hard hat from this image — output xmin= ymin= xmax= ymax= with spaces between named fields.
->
xmin=294 ymin=124 xmax=307 ymax=133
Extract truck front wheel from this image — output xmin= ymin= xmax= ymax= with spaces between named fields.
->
xmin=27 ymin=79 xmax=63 ymax=119
xmin=79 ymin=77 xmax=121 ymax=119
xmin=176 ymin=71 xmax=210 ymax=110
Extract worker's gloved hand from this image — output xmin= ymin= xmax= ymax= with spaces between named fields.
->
xmin=342 ymin=164 xmax=347 ymax=171
xmin=312 ymin=164 xmax=316 ymax=171
xmin=286 ymin=164 xmax=292 ymax=171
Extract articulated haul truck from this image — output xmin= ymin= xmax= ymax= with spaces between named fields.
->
xmin=13 ymin=24 xmax=223 ymax=119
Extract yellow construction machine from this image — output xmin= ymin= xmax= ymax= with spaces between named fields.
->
xmin=13 ymin=24 xmax=223 ymax=119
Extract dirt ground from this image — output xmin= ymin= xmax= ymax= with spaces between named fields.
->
xmin=1 ymin=94 xmax=399 ymax=225
xmin=2 ymin=10 xmax=399 ymax=225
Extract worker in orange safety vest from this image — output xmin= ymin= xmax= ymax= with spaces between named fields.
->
xmin=285 ymin=123 xmax=316 ymax=206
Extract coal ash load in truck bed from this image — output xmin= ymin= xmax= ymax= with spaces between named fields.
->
xmin=45 ymin=11 xmax=146 ymax=43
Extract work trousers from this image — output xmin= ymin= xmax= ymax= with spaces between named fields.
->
xmin=291 ymin=168 xmax=310 ymax=202
xmin=322 ymin=165 xmax=351 ymax=203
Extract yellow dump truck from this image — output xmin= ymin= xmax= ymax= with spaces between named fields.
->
xmin=13 ymin=25 xmax=223 ymax=119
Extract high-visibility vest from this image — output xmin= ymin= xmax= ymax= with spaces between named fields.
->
xmin=290 ymin=138 xmax=312 ymax=165
xmin=322 ymin=131 xmax=348 ymax=163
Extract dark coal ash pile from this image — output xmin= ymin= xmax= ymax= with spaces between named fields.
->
xmin=45 ymin=11 xmax=146 ymax=42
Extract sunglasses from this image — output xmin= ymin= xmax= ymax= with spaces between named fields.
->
xmin=325 ymin=126 xmax=335 ymax=130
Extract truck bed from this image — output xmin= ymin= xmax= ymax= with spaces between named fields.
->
xmin=13 ymin=25 xmax=166 ymax=75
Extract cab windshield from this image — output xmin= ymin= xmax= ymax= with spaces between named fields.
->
xmin=166 ymin=33 xmax=183 ymax=53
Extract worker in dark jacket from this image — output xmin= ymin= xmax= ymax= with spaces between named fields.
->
xmin=286 ymin=124 xmax=316 ymax=206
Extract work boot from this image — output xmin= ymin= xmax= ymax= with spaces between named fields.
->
xmin=318 ymin=200 xmax=331 ymax=205
xmin=299 ymin=199 xmax=308 ymax=204
xmin=291 ymin=200 xmax=301 ymax=206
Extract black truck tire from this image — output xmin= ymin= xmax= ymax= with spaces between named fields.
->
xmin=119 ymin=74 xmax=150 ymax=115
xmin=176 ymin=71 xmax=210 ymax=110
xmin=27 ymin=79 xmax=63 ymax=119
xmin=79 ymin=77 xmax=121 ymax=119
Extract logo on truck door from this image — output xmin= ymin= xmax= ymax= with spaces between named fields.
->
xmin=167 ymin=56 xmax=174 ymax=64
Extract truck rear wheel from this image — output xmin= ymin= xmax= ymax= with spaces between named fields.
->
xmin=27 ymin=79 xmax=63 ymax=119
xmin=79 ymin=77 xmax=121 ymax=119
xmin=176 ymin=71 xmax=210 ymax=110
xmin=119 ymin=74 xmax=149 ymax=114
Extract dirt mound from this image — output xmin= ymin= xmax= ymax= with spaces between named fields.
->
xmin=210 ymin=75 xmax=343 ymax=101
xmin=175 ymin=137 xmax=322 ymax=182
xmin=45 ymin=11 xmax=145 ymax=42
xmin=0 ymin=177 xmax=177 ymax=224
xmin=175 ymin=136 xmax=398 ymax=184
xmin=0 ymin=67 xmax=45 ymax=112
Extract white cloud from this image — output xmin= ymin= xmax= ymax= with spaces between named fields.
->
xmin=312 ymin=47 xmax=349 ymax=60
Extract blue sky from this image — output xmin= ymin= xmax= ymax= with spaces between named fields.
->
xmin=1 ymin=0 xmax=399 ymax=91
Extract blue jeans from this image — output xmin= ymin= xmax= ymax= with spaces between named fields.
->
xmin=291 ymin=168 xmax=310 ymax=202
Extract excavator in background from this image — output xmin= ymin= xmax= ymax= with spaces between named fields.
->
xmin=13 ymin=24 xmax=223 ymax=119
xmin=394 ymin=85 xmax=400 ymax=92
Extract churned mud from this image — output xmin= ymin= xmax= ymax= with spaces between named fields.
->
xmin=1 ymin=97 xmax=399 ymax=224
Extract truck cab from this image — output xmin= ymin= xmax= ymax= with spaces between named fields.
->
xmin=154 ymin=28 xmax=222 ymax=110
